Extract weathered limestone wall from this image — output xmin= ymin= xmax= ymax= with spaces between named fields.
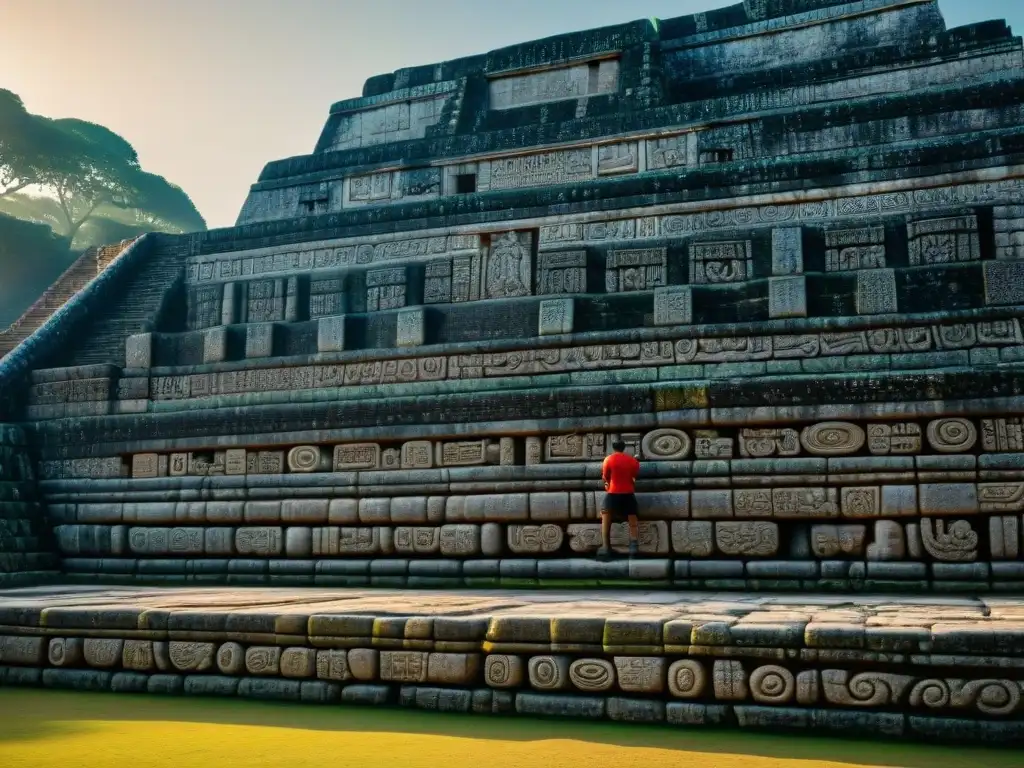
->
xmin=0 ymin=425 xmax=56 ymax=587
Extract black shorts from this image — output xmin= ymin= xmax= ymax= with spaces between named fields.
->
xmin=602 ymin=493 xmax=638 ymax=520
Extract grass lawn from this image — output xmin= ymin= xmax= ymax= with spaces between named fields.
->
xmin=0 ymin=688 xmax=1018 ymax=768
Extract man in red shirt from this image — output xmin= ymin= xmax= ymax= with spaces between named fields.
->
xmin=598 ymin=440 xmax=641 ymax=558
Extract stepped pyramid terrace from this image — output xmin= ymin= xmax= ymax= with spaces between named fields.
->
xmin=1 ymin=0 xmax=1024 ymax=743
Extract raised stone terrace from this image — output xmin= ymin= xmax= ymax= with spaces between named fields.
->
xmin=0 ymin=585 xmax=1022 ymax=743
xmin=0 ymin=0 xmax=1023 ymax=742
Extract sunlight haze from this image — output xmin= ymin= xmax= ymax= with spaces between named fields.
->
xmin=1 ymin=0 xmax=1020 ymax=229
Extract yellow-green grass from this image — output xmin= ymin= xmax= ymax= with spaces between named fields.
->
xmin=0 ymin=689 xmax=1018 ymax=768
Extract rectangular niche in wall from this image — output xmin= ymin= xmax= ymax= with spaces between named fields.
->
xmin=689 ymin=241 xmax=753 ymax=284
xmin=605 ymin=248 xmax=667 ymax=293
xmin=907 ymin=215 xmax=981 ymax=266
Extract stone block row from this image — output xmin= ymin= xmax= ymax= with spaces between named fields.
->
xmin=1 ymin=634 xmax=1021 ymax=740
xmin=37 ymin=415 xmax=1024 ymax=484
xmin=48 ymin=512 xmax=1022 ymax=561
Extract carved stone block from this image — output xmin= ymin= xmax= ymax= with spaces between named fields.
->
xmin=125 ymin=333 xmax=152 ymax=368
xmin=485 ymin=654 xmax=524 ymax=688
xmin=537 ymin=251 xmax=587 ymax=294
xmin=225 ymin=449 xmax=247 ymax=476
xmin=713 ymin=660 xmax=748 ymax=702
xmin=921 ymin=519 xmax=978 ymax=562
xmin=316 ymin=650 xmax=350 ymax=682
xmin=235 ymin=527 xmax=283 ymax=556
xmin=245 ymin=323 xmax=275 ymax=358
xmin=379 ymin=651 xmax=428 ymax=683
xmin=749 ymin=665 xmax=796 ymax=704
xmin=907 ymin=215 xmax=980 ymax=266
xmin=288 ymin=446 xmax=329 ymax=473
xmin=245 ymin=647 xmax=281 ymax=676
xmin=800 ymin=422 xmax=865 ymax=456
xmin=606 ymin=248 xmax=667 ymax=292
xmin=867 ymin=423 xmax=922 ymax=455
xmin=739 ymin=429 xmax=799 ymax=458
xmin=642 ymin=429 xmax=692 ymax=461
xmin=927 ymin=418 xmax=978 ymax=453
xmin=865 ymin=520 xmax=905 ymax=561
xmin=597 ymin=143 xmax=638 ymax=175
xmin=484 ymin=231 xmax=532 ymax=299
xmin=840 ymin=487 xmax=881 ymax=518
xmin=671 ymin=521 xmax=714 ymax=556
xmin=131 ymin=453 xmax=159 ymax=479
xmin=768 ymin=276 xmax=807 ymax=319
xmin=439 ymin=439 xmax=497 ymax=467
xmin=440 ymin=524 xmax=480 ymax=556
xmin=538 ymin=298 xmax=574 ymax=336
xmin=396 ymin=308 xmax=425 ymax=347
xmin=366 ymin=267 xmax=407 ymax=312
xmin=317 ymin=316 xmax=346 ymax=353
xmin=981 ymin=418 xmax=1024 ymax=452
xmin=689 ymin=241 xmax=752 ymax=284
xmin=715 ymin=522 xmax=778 ymax=556
xmin=772 ymin=488 xmax=839 ymax=519
xmin=771 ymin=228 xmax=803 ymax=275
xmin=334 ymin=443 xmax=381 ymax=470
xmin=653 ymin=286 xmax=692 ymax=326
xmin=856 ymin=269 xmax=897 ymax=315
xmin=983 ymin=260 xmax=1024 ymax=306
xmin=695 ymin=437 xmax=734 ymax=459
xmin=825 ymin=227 xmax=885 ymax=271
xmin=615 ymin=657 xmax=665 ymax=694
xmin=281 ymin=648 xmax=317 ymax=679
xmin=202 ymin=327 xmax=227 ymax=364
xmin=989 ymin=516 xmax=1021 ymax=559
xmin=733 ymin=489 xmax=773 ymax=518
xmin=668 ymin=660 xmax=707 ymax=699
xmin=507 ymin=524 xmax=563 ymax=554
xmin=169 ymin=642 xmax=216 ymax=672
xmin=546 ymin=433 xmax=605 ymax=462
xmin=811 ymin=524 xmax=867 ymax=557
xmin=528 ymin=655 xmax=570 ymax=691
xmin=647 ymin=135 xmax=688 ymax=170
xmin=821 ymin=670 xmax=912 ymax=707
xmin=401 ymin=441 xmax=433 ymax=469
xmin=393 ymin=527 xmax=441 ymax=555
xmin=84 ymin=639 xmax=124 ymax=669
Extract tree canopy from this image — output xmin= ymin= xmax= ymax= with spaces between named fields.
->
xmin=1 ymin=88 xmax=207 ymax=330
xmin=0 ymin=88 xmax=206 ymax=245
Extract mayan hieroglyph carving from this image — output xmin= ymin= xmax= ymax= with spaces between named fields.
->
xmin=689 ymin=241 xmax=752 ymax=284
xmin=605 ymin=248 xmax=667 ymax=292
xmin=825 ymin=226 xmax=886 ymax=271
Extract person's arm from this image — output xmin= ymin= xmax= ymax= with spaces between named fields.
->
xmin=601 ymin=457 xmax=610 ymax=489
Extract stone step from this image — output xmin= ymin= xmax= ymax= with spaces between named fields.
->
xmin=0 ymin=585 xmax=1020 ymax=744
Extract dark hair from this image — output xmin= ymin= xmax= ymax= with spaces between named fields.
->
xmin=611 ymin=440 xmax=627 ymax=452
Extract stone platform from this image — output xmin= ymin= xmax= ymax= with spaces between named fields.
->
xmin=0 ymin=584 xmax=1022 ymax=744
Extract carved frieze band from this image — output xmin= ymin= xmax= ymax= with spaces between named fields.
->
xmin=191 ymin=177 xmax=1024 ymax=284
xmin=140 ymin=317 xmax=1024 ymax=402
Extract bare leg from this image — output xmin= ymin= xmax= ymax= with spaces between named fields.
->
xmin=627 ymin=514 xmax=639 ymax=555
xmin=598 ymin=511 xmax=613 ymax=556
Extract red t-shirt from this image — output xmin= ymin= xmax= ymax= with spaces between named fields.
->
xmin=602 ymin=451 xmax=640 ymax=494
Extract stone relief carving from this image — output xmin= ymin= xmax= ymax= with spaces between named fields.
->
xmin=485 ymin=232 xmax=533 ymax=299
xmin=689 ymin=241 xmax=753 ymax=284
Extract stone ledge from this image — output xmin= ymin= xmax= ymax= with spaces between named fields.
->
xmin=0 ymin=585 xmax=1022 ymax=743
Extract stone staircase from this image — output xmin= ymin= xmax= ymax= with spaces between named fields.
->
xmin=0 ymin=240 xmax=134 ymax=361
xmin=65 ymin=242 xmax=187 ymax=367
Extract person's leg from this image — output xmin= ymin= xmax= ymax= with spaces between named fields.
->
xmin=598 ymin=510 xmax=613 ymax=557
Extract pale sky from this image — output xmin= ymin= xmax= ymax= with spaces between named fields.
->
xmin=1 ymin=0 xmax=1020 ymax=229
